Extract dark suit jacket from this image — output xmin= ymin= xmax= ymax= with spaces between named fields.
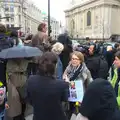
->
xmin=25 ymin=75 xmax=69 ymax=120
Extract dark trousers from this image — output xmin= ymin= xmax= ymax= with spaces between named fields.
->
xmin=65 ymin=102 xmax=79 ymax=120
xmin=0 ymin=116 xmax=4 ymax=120
xmin=1 ymin=117 xmax=4 ymax=120
xmin=13 ymin=103 xmax=26 ymax=120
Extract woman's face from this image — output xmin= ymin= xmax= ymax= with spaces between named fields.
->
xmin=71 ymin=54 xmax=81 ymax=67
xmin=114 ymin=56 xmax=120 ymax=68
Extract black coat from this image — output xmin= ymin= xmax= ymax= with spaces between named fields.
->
xmin=25 ymin=75 xmax=69 ymax=120
xmin=80 ymin=78 xmax=120 ymax=120
xmin=58 ymin=33 xmax=73 ymax=71
xmin=104 ymin=50 xmax=114 ymax=70
xmin=86 ymin=54 xmax=108 ymax=79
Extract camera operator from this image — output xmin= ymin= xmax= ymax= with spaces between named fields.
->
xmin=85 ymin=44 xmax=108 ymax=79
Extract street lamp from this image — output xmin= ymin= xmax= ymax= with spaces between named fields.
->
xmin=102 ymin=3 xmax=105 ymax=41
xmin=48 ymin=0 xmax=51 ymax=36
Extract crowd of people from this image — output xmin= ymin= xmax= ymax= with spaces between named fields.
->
xmin=0 ymin=22 xmax=120 ymax=120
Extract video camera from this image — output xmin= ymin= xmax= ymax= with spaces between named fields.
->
xmin=76 ymin=45 xmax=89 ymax=56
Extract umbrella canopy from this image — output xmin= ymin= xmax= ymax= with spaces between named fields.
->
xmin=0 ymin=46 xmax=43 ymax=59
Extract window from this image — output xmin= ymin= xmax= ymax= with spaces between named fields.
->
xmin=10 ymin=6 xmax=14 ymax=12
xmin=0 ymin=15 xmax=1 ymax=22
xmin=71 ymin=19 xmax=75 ymax=29
xmin=5 ymin=14 xmax=10 ymax=22
xmin=5 ymin=6 xmax=9 ymax=12
xmin=11 ymin=24 xmax=14 ymax=27
xmin=87 ymin=11 xmax=91 ymax=26
xmin=8 ymin=0 xmax=14 ymax=1
xmin=6 ymin=24 xmax=9 ymax=28
xmin=80 ymin=18 xmax=83 ymax=30
xmin=11 ymin=14 xmax=14 ymax=22
xmin=19 ymin=15 xmax=21 ymax=21
xmin=95 ymin=16 xmax=98 ymax=24
xmin=18 ymin=6 xmax=21 ymax=12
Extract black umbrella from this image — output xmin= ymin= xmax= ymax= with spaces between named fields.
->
xmin=0 ymin=46 xmax=43 ymax=59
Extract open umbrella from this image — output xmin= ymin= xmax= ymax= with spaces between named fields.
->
xmin=0 ymin=46 xmax=43 ymax=59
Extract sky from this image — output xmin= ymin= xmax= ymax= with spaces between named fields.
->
xmin=31 ymin=0 xmax=71 ymax=25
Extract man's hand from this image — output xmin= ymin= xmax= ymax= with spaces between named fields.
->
xmin=63 ymin=75 xmax=70 ymax=83
xmin=5 ymin=103 xmax=9 ymax=109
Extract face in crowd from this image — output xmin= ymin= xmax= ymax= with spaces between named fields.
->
xmin=70 ymin=51 xmax=84 ymax=67
xmin=114 ymin=56 xmax=120 ymax=68
xmin=88 ymin=45 xmax=94 ymax=55
xmin=114 ymin=51 xmax=120 ymax=68
xmin=42 ymin=25 xmax=47 ymax=33
xmin=38 ymin=23 xmax=47 ymax=33
xmin=71 ymin=54 xmax=81 ymax=67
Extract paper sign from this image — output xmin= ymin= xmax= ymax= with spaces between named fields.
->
xmin=68 ymin=80 xmax=84 ymax=102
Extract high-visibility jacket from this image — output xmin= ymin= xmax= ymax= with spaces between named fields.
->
xmin=0 ymin=81 xmax=3 ymax=87
xmin=111 ymin=68 xmax=120 ymax=107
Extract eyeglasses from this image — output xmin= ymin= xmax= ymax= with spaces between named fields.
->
xmin=71 ymin=58 xmax=80 ymax=61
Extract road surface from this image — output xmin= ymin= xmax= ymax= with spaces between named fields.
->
xmin=25 ymin=114 xmax=77 ymax=120
xmin=5 ymin=104 xmax=76 ymax=120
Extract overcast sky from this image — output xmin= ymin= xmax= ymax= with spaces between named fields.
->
xmin=31 ymin=0 xmax=71 ymax=25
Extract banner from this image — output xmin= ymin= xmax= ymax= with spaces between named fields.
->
xmin=68 ymin=80 xmax=84 ymax=102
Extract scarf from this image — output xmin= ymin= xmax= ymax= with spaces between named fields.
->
xmin=66 ymin=64 xmax=83 ymax=81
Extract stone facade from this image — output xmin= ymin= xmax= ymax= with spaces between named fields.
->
xmin=65 ymin=0 xmax=120 ymax=39
xmin=0 ymin=0 xmax=42 ymax=34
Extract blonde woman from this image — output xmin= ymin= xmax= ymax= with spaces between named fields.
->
xmin=63 ymin=51 xmax=92 ymax=119
xmin=63 ymin=51 xmax=92 ymax=85
xmin=52 ymin=42 xmax=64 ymax=80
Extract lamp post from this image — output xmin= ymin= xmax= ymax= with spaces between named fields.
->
xmin=102 ymin=3 xmax=105 ymax=41
xmin=48 ymin=0 xmax=50 ymax=36
xmin=19 ymin=0 xmax=26 ymax=33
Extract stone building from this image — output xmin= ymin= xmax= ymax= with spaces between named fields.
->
xmin=65 ymin=0 xmax=120 ymax=39
xmin=0 ymin=0 xmax=42 ymax=34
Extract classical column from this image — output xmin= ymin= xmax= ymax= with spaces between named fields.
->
xmin=14 ymin=6 xmax=19 ymax=27
xmin=1 ymin=3 xmax=6 ymax=24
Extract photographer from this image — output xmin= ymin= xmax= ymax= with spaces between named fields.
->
xmin=85 ymin=44 xmax=108 ymax=79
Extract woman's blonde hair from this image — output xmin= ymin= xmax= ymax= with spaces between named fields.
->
xmin=71 ymin=51 xmax=84 ymax=63
xmin=52 ymin=42 xmax=64 ymax=54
